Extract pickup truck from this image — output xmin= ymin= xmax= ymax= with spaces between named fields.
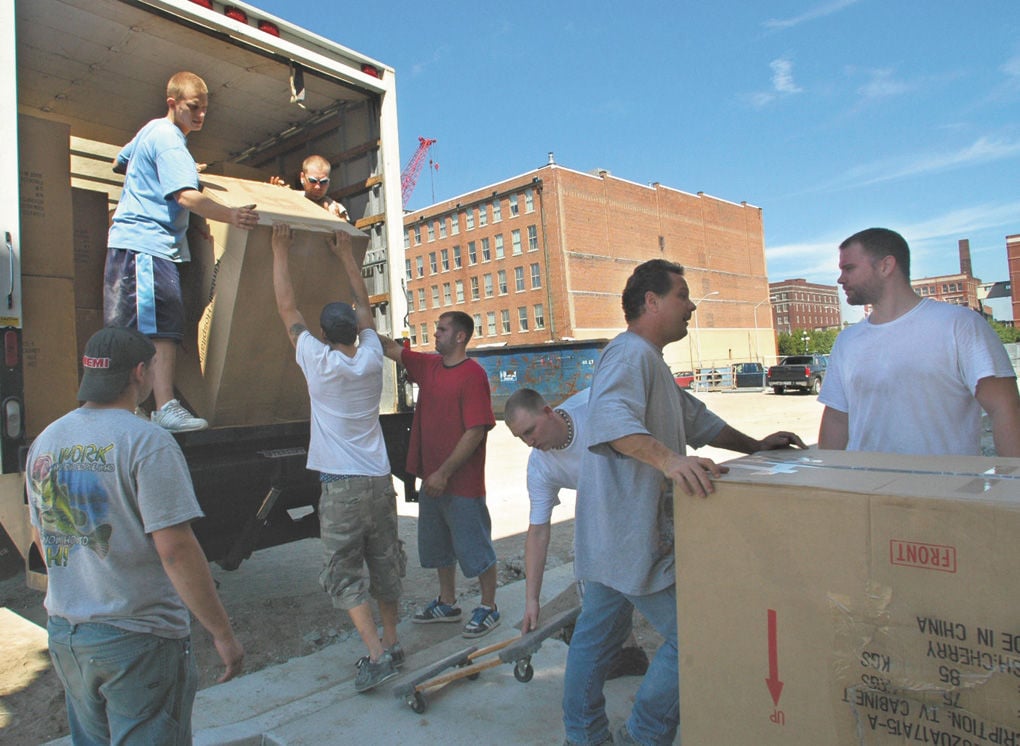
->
xmin=766 ymin=354 xmax=827 ymax=395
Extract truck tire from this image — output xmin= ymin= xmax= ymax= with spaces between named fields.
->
xmin=809 ymin=377 xmax=821 ymax=395
xmin=772 ymin=386 xmax=785 ymax=395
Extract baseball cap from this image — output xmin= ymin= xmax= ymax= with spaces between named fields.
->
xmin=320 ymin=302 xmax=358 ymax=343
xmin=77 ymin=327 xmax=156 ymax=403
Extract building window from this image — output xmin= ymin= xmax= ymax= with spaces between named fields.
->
xmin=468 ymin=241 xmax=477 ymax=265
xmin=420 ymin=323 xmax=429 ymax=344
xmin=487 ymin=311 xmax=497 ymax=336
xmin=518 ymin=306 xmax=529 ymax=331
xmin=470 ymin=276 xmax=479 ymax=300
xmin=427 ymin=223 xmax=435 ymax=242
xmin=524 ymin=188 xmax=534 ymax=213
xmin=405 ymin=258 xmax=412 ymax=281
xmin=431 ymin=285 xmax=440 ymax=308
xmin=492 ymin=200 xmax=501 ymax=223
xmin=406 ymin=288 xmax=413 ymax=307
xmin=417 ymin=287 xmax=426 ymax=311
xmin=509 ymin=194 xmax=519 ymax=217
xmin=416 ymin=256 xmax=424 ymax=278
xmin=478 ymin=205 xmax=488 ymax=227
xmin=473 ymin=313 xmax=483 ymax=337
xmin=443 ymin=283 xmax=452 ymax=306
xmin=511 ymin=229 xmax=522 ymax=255
xmin=453 ymin=245 xmax=462 ymax=268
xmin=495 ymin=234 xmax=505 ymax=260
xmin=527 ymin=225 xmax=538 ymax=251
xmin=481 ymin=238 xmax=491 ymax=262
xmin=514 ymin=266 xmax=525 ymax=292
xmin=438 ymin=219 xmax=446 ymax=239
xmin=465 ymin=210 xmax=474 ymax=230
xmin=534 ymin=303 xmax=545 ymax=329
xmin=404 ymin=232 xmax=411 ymax=250
xmin=450 ymin=216 xmax=459 ymax=236
xmin=455 ymin=280 xmax=464 ymax=303
xmin=441 ymin=248 xmax=449 ymax=271
xmin=501 ymin=309 xmax=511 ymax=334
xmin=414 ymin=226 xmax=421 ymax=244
xmin=498 ymin=269 xmax=508 ymax=295
xmin=429 ymin=252 xmax=437 ymax=274
xmin=484 ymin=274 xmax=494 ymax=298
xmin=530 ymin=263 xmax=542 ymax=289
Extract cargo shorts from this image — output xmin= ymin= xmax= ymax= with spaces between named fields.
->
xmin=318 ymin=475 xmax=406 ymax=610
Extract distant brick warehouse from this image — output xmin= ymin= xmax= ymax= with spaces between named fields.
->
xmin=401 ymin=160 xmax=776 ymax=374
xmin=769 ymin=278 xmax=842 ymax=334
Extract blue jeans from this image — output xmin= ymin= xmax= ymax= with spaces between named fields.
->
xmin=563 ymin=581 xmax=679 ymax=746
xmin=47 ymin=617 xmax=198 ymax=745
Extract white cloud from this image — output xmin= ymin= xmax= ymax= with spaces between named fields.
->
xmin=745 ymin=58 xmax=803 ymax=108
xmin=771 ymin=59 xmax=803 ymax=94
xmin=764 ymin=0 xmax=861 ymax=31
xmin=839 ymin=136 xmax=1020 ymax=188
xmin=857 ymin=68 xmax=910 ymax=99
xmin=1002 ymin=55 xmax=1020 ymax=79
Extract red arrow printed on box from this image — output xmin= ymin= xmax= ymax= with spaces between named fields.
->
xmin=766 ymin=608 xmax=784 ymax=706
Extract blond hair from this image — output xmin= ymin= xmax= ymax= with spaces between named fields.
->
xmin=167 ymin=71 xmax=208 ymax=100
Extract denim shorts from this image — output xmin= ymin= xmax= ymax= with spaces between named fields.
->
xmin=104 ymin=248 xmax=185 ymax=340
xmin=318 ymin=475 xmax=405 ymax=609
xmin=417 ymin=493 xmax=496 ymax=578
xmin=47 ymin=616 xmax=197 ymax=746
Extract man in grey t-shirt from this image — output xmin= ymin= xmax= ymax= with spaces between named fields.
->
xmin=562 ymin=260 xmax=805 ymax=746
xmin=26 ymin=327 xmax=243 ymax=744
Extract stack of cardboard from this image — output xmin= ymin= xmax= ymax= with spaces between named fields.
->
xmin=175 ymin=174 xmax=368 ymax=427
xmin=18 ymin=115 xmax=79 ymax=436
xmin=674 ymin=449 xmax=1020 ymax=745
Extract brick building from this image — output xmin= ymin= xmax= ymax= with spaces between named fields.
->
xmin=768 ymin=279 xmax=842 ymax=334
xmin=401 ymin=160 xmax=775 ymax=374
xmin=910 ymin=239 xmax=981 ymax=309
xmin=1008 ymin=234 xmax=1020 ymax=324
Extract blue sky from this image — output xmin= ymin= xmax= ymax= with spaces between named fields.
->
xmin=256 ymin=0 xmax=1019 ymax=318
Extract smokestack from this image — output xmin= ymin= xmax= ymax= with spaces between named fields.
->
xmin=959 ymin=239 xmax=973 ymax=277
xmin=547 ymin=152 xmax=556 ymax=166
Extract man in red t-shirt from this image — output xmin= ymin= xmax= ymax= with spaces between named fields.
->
xmin=381 ymin=312 xmax=499 ymax=638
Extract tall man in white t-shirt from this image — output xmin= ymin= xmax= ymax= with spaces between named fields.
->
xmin=272 ymin=224 xmax=404 ymax=693
xmin=819 ymin=227 xmax=1020 ymax=456
xmin=504 ymin=387 xmax=649 ymax=678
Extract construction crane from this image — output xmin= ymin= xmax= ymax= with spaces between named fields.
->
xmin=400 ymin=136 xmax=437 ymax=208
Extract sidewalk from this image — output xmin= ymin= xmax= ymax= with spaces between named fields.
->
xmin=45 ymin=563 xmax=661 ymax=746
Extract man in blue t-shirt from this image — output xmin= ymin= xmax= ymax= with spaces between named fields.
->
xmin=105 ymin=71 xmax=260 ymax=432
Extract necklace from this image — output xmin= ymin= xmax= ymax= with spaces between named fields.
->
xmin=554 ymin=409 xmax=574 ymax=450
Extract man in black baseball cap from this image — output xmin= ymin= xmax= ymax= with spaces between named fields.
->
xmin=319 ymin=301 xmax=359 ymax=345
xmin=77 ymin=326 xmax=156 ymax=404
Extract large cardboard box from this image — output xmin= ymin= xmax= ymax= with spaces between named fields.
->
xmin=23 ymin=276 xmax=79 ymax=437
xmin=72 ymin=188 xmax=110 ymax=310
xmin=675 ymin=450 xmax=1020 ymax=746
xmin=18 ymin=115 xmax=74 ymax=278
xmin=175 ymin=174 xmax=368 ymax=427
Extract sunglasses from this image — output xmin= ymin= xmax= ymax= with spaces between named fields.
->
xmin=305 ymin=176 xmax=330 ymax=185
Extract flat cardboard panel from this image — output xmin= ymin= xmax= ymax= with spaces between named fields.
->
xmin=23 ymin=276 xmax=79 ymax=437
xmin=675 ymin=450 xmax=1020 ymax=746
xmin=75 ymin=308 xmax=104 ymax=365
xmin=72 ymin=188 xmax=110 ymax=310
xmin=175 ymin=175 xmax=368 ymax=427
xmin=18 ymin=116 xmax=74 ymax=278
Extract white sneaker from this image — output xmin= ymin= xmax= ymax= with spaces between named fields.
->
xmin=151 ymin=399 xmax=208 ymax=432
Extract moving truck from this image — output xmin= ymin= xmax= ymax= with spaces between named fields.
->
xmin=0 ymin=0 xmax=413 ymax=582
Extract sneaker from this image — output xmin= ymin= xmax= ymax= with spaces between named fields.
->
xmin=151 ymin=399 xmax=208 ymax=433
xmin=606 ymin=645 xmax=650 ymax=680
xmin=354 ymin=651 xmax=398 ymax=693
xmin=413 ymin=597 xmax=462 ymax=624
xmin=614 ymin=723 xmax=640 ymax=744
xmin=356 ymin=642 xmax=404 ymax=670
xmin=462 ymin=604 xmax=500 ymax=638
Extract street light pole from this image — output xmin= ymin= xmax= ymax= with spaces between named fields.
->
xmin=752 ymin=298 xmax=769 ymax=364
xmin=693 ymin=291 xmax=720 ymax=385
xmin=801 ymin=330 xmax=810 ymax=354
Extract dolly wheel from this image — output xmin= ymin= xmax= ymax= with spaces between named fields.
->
xmin=514 ymin=659 xmax=534 ymax=683
xmin=408 ymin=692 xmax=426 ymax=713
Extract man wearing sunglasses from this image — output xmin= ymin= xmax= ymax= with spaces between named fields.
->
xmin=271 ymin=154 xmax=350 ymax=221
